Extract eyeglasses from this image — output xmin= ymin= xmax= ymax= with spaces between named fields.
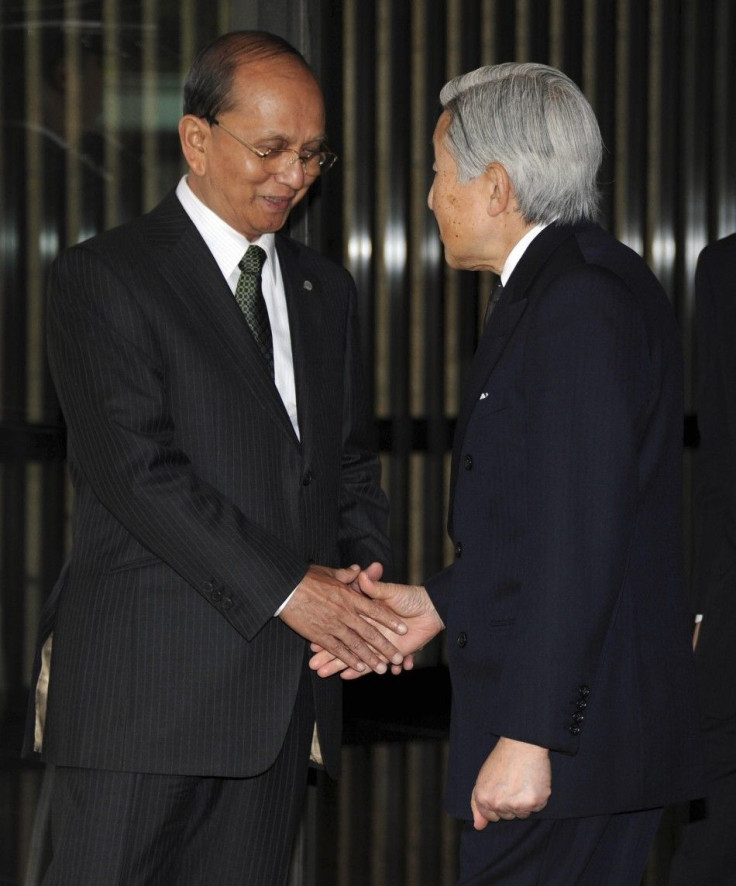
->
xmin=207 ymin=117 xmax=337 ymax=177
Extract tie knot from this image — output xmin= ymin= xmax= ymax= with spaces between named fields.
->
xmin=239 ymin=244 xmax=266 ymax=277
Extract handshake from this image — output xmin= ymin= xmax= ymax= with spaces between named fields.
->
xmin=279 ymin=562 xmax=445 ymax=679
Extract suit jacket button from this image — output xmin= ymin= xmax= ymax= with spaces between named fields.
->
xmin=455 ymin=541 xmax=463 ymax=558
xmin=464 ymin=454 xmax=473 ymax=470
xmin=202 ymin=580 xmax=214 ymax=593
xmin=457 ymin=631 xmax=468 ymax=648
xmin=210 ymin=589 xmax=222 ymax=603
xmin=578 ymin=685 xmax=591 ymax=698
xmin=572 ymin=712 xmax=584 ymax=722
xmin=569 ymin=725 xmax=582 ymax=736
xmin=222 ymin=596 xmax=233 ymax=610
xmin=302 ymin=470 xmax=313 ymax=486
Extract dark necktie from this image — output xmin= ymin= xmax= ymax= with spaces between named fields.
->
xmin=483 ymin=276 xmax=504 ymax=328
xmin=235 ymin=245 xmax=274 ymax=378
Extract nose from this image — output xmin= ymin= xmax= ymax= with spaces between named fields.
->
xmin=275 ymin=154 xmax=307 ymax=188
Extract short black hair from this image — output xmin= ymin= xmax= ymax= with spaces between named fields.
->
xmin=183 ymin=30 xmax=314 ymax=119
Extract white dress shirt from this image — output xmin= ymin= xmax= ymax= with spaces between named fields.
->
xmin=176 ymin=176 xmax=300 ymax=438
xmin=501 ymin=222 xmax=550 ymax=285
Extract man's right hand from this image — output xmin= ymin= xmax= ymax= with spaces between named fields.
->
xmin=279 ymin=564 xmax=408 ymax=675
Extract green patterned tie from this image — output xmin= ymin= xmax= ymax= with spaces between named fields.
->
xmin=235 ymin=245 xmax=274 ymax=378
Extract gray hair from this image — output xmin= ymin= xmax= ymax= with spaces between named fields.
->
xmin=439 ymin=62 xmax=603 ymax=224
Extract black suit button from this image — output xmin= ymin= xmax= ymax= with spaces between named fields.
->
xmin=210 ymin=589 xmax=222 ymax=603
xmin=464 ymin=454 xmax=473 ymax=470
xmin=202 ymin=580 xmax=214 ymax=593
xmin=576 ymin=700 xmax=587 ymax=710
xmin=302 ymin=470 xmax=313 ymax=486
xmin=455 ymin=542 xmax=463 ymax=558
xmin=578 ymin=685 xmax=591 ymax=698
xmin=569 ymin=725 xmax=582 ymax=736
xmin=572 ymin=712 xmax=584 ymax=723
xmin=222 ymin=596 xmax=233 ymax=610
xmin=457 ymin=631 xmax=468 ymax=648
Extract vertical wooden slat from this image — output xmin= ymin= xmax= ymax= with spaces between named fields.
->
xmin=713 ymin=0 xmax=736 ymax=238
xmin=103 ymin=0 xmax=121 ymax=230
xmin=142 ymin=0 xmax=159 ymax=210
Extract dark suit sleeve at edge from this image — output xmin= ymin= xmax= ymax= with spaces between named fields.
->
xmin=46 ymin=249 xmax=308 ymax=642
xmin=691 ymin=249 xmax=736 ymax=615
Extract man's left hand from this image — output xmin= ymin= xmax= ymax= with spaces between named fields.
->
xmin=471 ymin=736 xmax=551 ymax=829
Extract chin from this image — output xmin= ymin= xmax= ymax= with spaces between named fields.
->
xmin=443 ymin=250 xmax=464 ymax=270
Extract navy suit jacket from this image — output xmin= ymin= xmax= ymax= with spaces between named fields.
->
xmin=26 ymin=191 xmax=390 ymax=778
xmin=691 ymin=233 xmax=736 ymax=719
xmin=426 ymin=222 xmax=703 ymax=820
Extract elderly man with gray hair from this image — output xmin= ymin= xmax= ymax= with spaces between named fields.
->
xmin=312 ymin=62 xmax=704 ymax=884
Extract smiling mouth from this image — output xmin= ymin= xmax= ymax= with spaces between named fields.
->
xmin=263 ymin=196 xmax=293 ymax=209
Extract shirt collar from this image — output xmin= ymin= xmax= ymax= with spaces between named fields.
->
xmin=500 ymin=222 xmax=550 ymax=286
xmin=175 ymin=175 xmax=277 ymax=285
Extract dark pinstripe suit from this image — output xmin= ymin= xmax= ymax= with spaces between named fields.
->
xmin=27 ymin=190 xmax=389 ymax=878
xmin=425 ymin=222 xmax=703 ymax=882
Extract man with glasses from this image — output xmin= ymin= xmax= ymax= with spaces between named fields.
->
xmin=29 ymin=30 xmax=397 ymax=885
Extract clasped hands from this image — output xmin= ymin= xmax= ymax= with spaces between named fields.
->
xmin=279 ymin=561 xmax=443 ymax=678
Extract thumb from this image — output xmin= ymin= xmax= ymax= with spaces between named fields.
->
xmin=363 ymin=561 xmax=384 ymax=582
xmin=357 ymin=571 xmax=389 ymax=598
xmin=471 ymin=794 xmax=489 ymax=831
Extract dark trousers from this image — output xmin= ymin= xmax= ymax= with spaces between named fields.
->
xmin=458 ymin=807 xmax=663 ymax=885
xmin=668 ymin=714 xmax=736 ymax=886
xmin=42 ymin=665 xmax=315 ymax=886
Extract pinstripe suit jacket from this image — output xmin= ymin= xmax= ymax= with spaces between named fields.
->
xmin=426 ymin=222 xmax=704 ymax=820
xmin=27 ymin=190 xmax=390 ymax=778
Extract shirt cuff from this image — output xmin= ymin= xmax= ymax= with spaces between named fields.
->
xmin=275 ymin=585 xmax=298 ymax=617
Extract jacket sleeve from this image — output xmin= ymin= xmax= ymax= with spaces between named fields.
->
xmin=691 ymin=248 xmax=736 ymax=616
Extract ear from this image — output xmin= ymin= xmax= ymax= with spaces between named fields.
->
xmin=179 ymin=115 xmax=209 ymax=175
xmin=484 ymin=163 xmax=514 ymax=217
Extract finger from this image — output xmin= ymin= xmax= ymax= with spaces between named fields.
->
xmin=333 ymin=627 xmax=394 ymax=671
xmin=358 ymin=598 xmax=407 ymax=637
xmin=332 ymin=564 xmax=361 ymax=584
xmin=316 ymin=658 xmax=350 ymax=678
xmin=339 ymin=666 xmax=371 ymax=680
xmin=309 ymin=648 xmax=337 ymax=670
xmin=340 ymin=612 xmax=406 ymax=664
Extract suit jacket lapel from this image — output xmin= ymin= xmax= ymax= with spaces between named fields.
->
xmin=142 ymin=193 xmax=298 ymax=445
xmin=277 ymin=235 xmax=324 ymax=461
xmin=448 ymin=223 xmax=578 ymax=515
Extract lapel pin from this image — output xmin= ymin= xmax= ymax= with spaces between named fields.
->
xmin=303 ymin=280 xmax=313 ymax=291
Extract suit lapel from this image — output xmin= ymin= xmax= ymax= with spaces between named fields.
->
xmin=141 ymin=193 xmax=298 ymax=445
xmin=448 ymin=223 xmax=579 ymax=513
xmin=277 ymin=235 xmax=324 ymax=461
